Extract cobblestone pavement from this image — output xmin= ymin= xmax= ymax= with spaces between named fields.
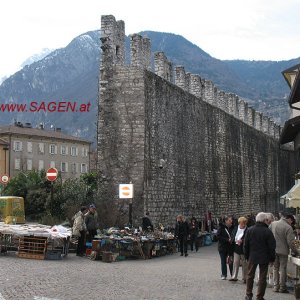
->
xmin=0 ymin=243 xmax=294 ymax=300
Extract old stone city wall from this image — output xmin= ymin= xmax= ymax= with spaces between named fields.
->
xmin=97 ymin=15 xmax=297 ymax=226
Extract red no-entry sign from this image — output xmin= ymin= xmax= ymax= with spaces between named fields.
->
xmin=46 ymin=167 xmax=58 ymax=182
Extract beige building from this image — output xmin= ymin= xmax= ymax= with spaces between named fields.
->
xmin=0 ymin=123 xmax=91 ymax=180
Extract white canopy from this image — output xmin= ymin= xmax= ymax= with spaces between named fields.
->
xmin=284 ymin=182 xmax=300 ymax=208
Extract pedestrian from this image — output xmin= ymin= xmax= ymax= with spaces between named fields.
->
xmin=142 ymin=211 xmax=154 ymax=231
xmin=85 ymin=204 xmax=98 ymax=242
xmin=175 ymin=215 xmax=189 ymax=257
xmin=266 ymin=212 xmax=275 ymax=225
xmin=229 ymin=216 xmax=248 ymax=283
xmin=216 ymin=215 xmax=234 ymax=280
xmin=243 ymin=212 xmax=276 ymax=300
xmin=269 ymin=212 xmax=296 ymax=293
xmin=72 ymin=206 xmax=88 ymax=256
xmin=189 ymin=217 xmax=199 ymax=252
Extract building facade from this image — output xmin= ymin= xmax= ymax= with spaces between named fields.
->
xmin=0 ymin=123 xmax=91 ymax=180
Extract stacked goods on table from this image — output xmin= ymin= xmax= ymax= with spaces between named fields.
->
xmin=89 ymin=227 xmax=176 ymax=262
xmin=0 ymin=223 xmax=72 ymax=260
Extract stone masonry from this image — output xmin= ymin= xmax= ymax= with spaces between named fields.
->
xmin=97 ymin=15 xmax=297 ymax=226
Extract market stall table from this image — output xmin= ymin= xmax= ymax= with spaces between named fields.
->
xmin=0 ymin=222 xmax=71 ymax=259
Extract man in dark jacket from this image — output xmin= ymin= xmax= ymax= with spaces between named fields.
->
xmin=142 ymin=211 xmax=154 ymax=231
xmin=243 ymin=212 xmax=276 ymax=300
xmin=217 ymin=215 xmax=234 ymax=279
xmin=175 ymin=215 xmax=189 ymax=257
xmin=85 ymin=204 xmax=98 ymax=242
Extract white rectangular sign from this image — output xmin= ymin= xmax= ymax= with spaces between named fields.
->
xmin=119 ymin=184 xmax=134 ymax=199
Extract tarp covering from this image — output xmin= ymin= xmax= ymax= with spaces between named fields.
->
xmin=285 ymin=182 xmax=300 ymax=208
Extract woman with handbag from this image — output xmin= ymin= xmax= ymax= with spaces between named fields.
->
xmin=216 ymin=215 xmax=234 ymax=280
xmin=229 ymin=216 xmax=248 ymax=283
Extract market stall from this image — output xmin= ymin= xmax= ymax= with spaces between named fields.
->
xmin=86 ymin=227 xmax=214 ymax=262
xmin=87 ymin=228 xmax=177 ymax=262
xmin=0 ymin=223 xmax=72 ymax=259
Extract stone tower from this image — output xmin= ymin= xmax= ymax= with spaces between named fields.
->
xmin=97 ymin=15 xmax=150 ymax=224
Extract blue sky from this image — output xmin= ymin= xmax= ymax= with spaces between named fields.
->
xmin=1 ymin=0 xmax=300 ymax=80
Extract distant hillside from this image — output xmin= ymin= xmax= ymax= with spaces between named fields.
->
xmin=0 ymin=29 xmax=299 ymax=144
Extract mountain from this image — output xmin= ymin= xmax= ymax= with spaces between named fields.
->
xmin=20 ymin=48 xmax=53 ymax=68
xmin=0 ymin=30 xmax=299 ymax=144
xmin=0 ymin=31 xmax=100 ymax=144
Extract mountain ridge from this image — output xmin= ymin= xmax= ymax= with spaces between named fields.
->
xmin=0 ymin=29 xmax=299 ymax=144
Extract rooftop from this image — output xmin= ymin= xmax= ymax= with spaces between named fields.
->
xmin=282 ymin=64 xmax=300 ymax=106
xmin=0 ymin=125 xmax=91 ymax=144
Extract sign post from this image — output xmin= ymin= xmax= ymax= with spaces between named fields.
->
xmin=46 ymin=168 xmax=58 ymax=182
xmin=46 ymin=168 xmax=58 ymax=215
xmin=119 ymin=184 xmax=134 ymax=227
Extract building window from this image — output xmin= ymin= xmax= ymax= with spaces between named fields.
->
xmin=50 ymin=161 xmax=55 ymax=168
xmin=49 ymin=144 xmax=57 ymax=155
xmin=71 ymin=163 xmax=77 ymax=174
xmin=27 ymin=142 xmax=32 ymax=153
xmin=61 ymin=145 xmax=68 ymax=155
xmin=80 ymin=163 xmax=87 ymax=173
xmin=38 ymin=143 xmax=44 ymax=154
xmin=81 ymin=147 xmax=88 ymax=157
xmin=61 ymin=162 xmax=68 ymax=173
xmin=13 ymin=141 xmax=22 ymax=152
xmin=14 ymin=158 xmax=20 ymax=170
xmin=71 ymin=146 xmax=78 ymax=156
xmin=27 ymin=159 xmax=32 ymax=171
xmin=38 ymin=160 xmax=44 ymax=171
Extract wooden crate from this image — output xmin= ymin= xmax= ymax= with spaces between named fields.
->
xmin=18 ymin=236 xmax=47 ymax=260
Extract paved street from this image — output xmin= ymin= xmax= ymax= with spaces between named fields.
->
xmin=0 ymin=243 xmax=294 ymax=300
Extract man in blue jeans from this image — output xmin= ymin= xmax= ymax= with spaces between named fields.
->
xmin=217 ymin=216 xmax=233 ymax=279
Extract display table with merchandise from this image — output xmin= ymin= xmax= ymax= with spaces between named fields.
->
xmin=0 ymin=222 xmax=71 ymax=259
xmin=86 ymin=228 xmax=177 ymax=262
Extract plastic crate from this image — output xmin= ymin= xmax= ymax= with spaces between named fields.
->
xmin=102 ymin=251 xmax=113 ymax=263
xmin=45 ymin=250 xmax=62 ymax=260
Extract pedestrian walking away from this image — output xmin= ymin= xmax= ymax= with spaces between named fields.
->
xmin=269 ymin=212 xmax=296 ymax=294
xmin=243 ymin=212 xmax=276 ymax=300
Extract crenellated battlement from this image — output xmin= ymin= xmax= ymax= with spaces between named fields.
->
xmin=100 ymin=15 xmax=280 ymax=140
xmin=154 ymin=52 xmax=173 ymax=82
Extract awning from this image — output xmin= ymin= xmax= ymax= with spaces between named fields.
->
xmin=282 ymin=64 xmax=300 ymax=106
xmin=285 ymin=182 xmax=300 ymax=208
xmin=280 ymin=115 xmax=300 ymax=144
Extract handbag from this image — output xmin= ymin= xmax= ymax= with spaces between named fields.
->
xmin=227 ymin=255 xmax=233 ymax=265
